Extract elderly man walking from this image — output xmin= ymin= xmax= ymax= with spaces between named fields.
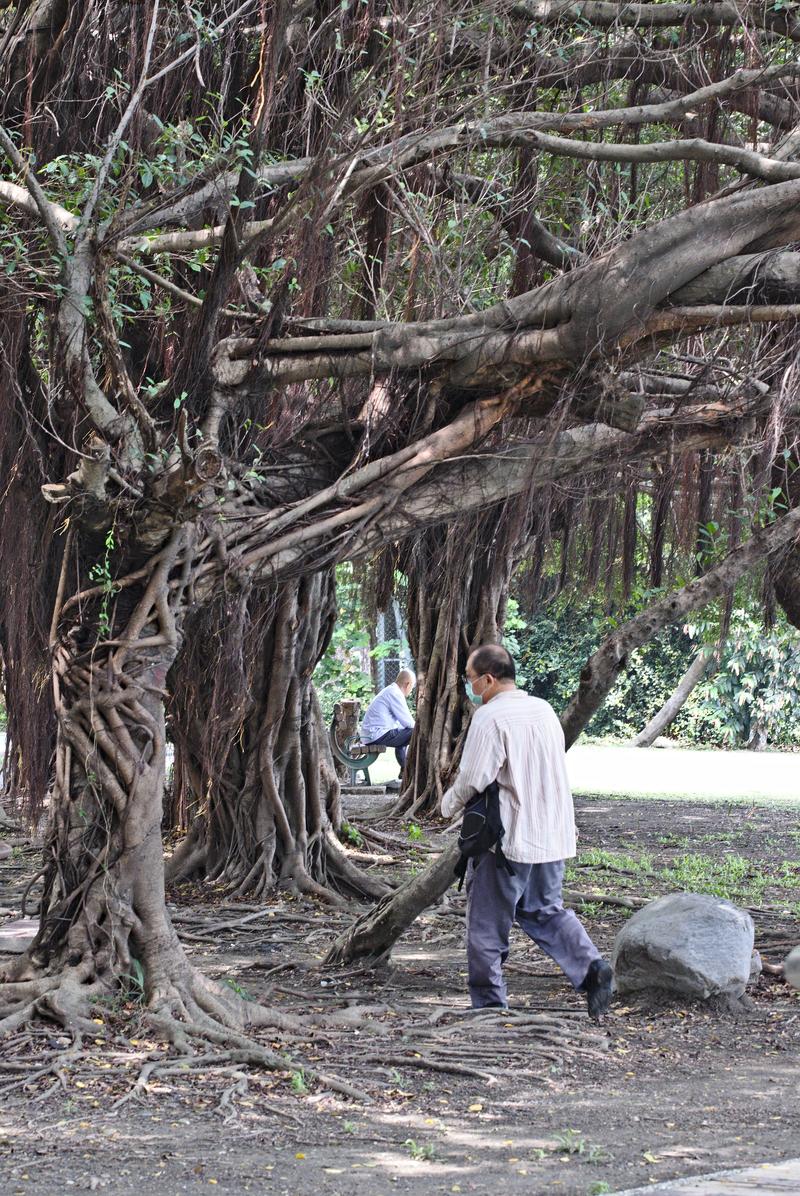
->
xmin=442 ymin=644 xmax=612 ymax=1017
xmin=361 ymin=668 xmax=416 ymax=768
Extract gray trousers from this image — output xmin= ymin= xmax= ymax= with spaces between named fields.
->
xmin=465 ymin=852 xmax=600 ymax=1008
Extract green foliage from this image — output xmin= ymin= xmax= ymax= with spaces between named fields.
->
xmin=553 ymin=1129 xmax=608 ymax=1163
xmin=121 ymin=957 xmax=145 ymax=1004
xmin=314 ymin=563 xmax=374 ymax=721
xmin=501 ymin=596 xmax=529 ymax=686
xmin=313 ymin=563 xmax=409 ymax=721
xmin=404 ymin=1138 xmax=437 ymax=1161
xmin=222 ymin=977 xmax=255 ymax=1002
xmin=88 ymin=525 xmax=118 ymax=639
xmin=340 ymin=821 xmax=364 ymax=847
xmin=515 ymin=597 xmax=692 ymax=740
xmin=679 ymin=608 xmax=800 ymax=748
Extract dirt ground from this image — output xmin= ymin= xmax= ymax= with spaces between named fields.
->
xmin=2 ymin=794 xmax=799 ymax=1196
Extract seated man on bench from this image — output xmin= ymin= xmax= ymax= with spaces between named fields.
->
xmin=361 ymin=669 xmax=416 ymax=771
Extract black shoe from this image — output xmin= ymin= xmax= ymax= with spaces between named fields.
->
xmin=583 ymin=958 xmax=613 ymax=1018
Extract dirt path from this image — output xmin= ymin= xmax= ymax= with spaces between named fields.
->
xmin=1 ymin=796 xmax=799 ymax=1195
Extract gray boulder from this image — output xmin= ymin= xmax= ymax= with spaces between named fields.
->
xmin=612 ymin=893 xmax=754 ymax=1001
xmin=784 ymin=946 xmax=800 ymax=990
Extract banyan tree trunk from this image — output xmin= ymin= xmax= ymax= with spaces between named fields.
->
xmin=0 ymin=532 xmax=241 ymax=1035
xmin=167 ymin=570 xmax=386 ymax=903
xmin=1 ymin=528 xmax=330 ymax=1053
xmin=395 ymin=510 xmax=529 ymax=818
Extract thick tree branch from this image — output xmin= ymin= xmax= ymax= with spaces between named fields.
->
xmin=670 ymin=252 xmax=800 ymax=306
xmin=0 ymin=126 xmax=68 ymax=255
xmin=491 ymin=129 xmax=800 ymax=182
xmin=206 ymin=387 xmax=770 ymax=592
xmin=104 ymin=65 xmax=798 ymax=248
xmin=0 ymin=179 xmax=77 ymax=232
xmin=513 ymin=1 xmax=800 ymax=41
xmin=634 ymin=302 xmax=800 ymax=344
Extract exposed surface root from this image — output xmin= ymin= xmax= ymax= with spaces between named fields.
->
xmin=0 ymin=955 xmax=372 ymax=1103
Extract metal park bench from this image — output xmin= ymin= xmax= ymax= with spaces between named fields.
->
xmin=329 ymin=698 xmax=386 ymax=785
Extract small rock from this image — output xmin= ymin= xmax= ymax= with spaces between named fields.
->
xmin=0 ymin=841 xmax=12 ymax=861
xmin=612 ymin=892 xmax=754 ymax=1001
xmin=784 ymin=946 xmax=800 ymax=990
xmin=0 ymin=917 xmax=39 ymax=954
xmin=652 ymin=737 xmax=676 ymax=749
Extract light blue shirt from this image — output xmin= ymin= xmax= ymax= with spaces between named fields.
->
xmin=361 ymin=682 xmax=414 ymax=742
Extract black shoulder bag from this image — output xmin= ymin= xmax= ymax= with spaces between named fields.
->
xmin=453 ymin=780 xmax=514 ymax=891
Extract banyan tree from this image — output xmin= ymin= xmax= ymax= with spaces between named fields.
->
xmin=2 ymin=0 xmax=800 ymax=1053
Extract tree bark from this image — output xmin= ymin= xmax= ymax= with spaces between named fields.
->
xmin=0 ymin=534 xmax=201 ymax=1034
xmin=167 ymin=571 xmax=387 ymax=903
xmin=325 ymin=841 xmax=460 ymax=966
xmin=0 ymin=531 xmax=293 ymax=1045
xmin=630 ymin=646 xmax=714 ymax=747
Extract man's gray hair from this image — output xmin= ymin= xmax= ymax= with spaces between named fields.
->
xmin=396 ymin=668 xmax=416 ymax=688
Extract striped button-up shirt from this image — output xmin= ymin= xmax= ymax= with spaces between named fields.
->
xmin=441 ymin=689 xmax=577 ymax=864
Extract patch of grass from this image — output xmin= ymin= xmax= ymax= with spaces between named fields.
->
xmin=657 ymin=831 xmax=740 ymax=848
xmin=775 ymin=861 xmax=800 ymax=888
xmin=576 ymin=846 xmax=654 ymax=873
xmin=572 ymin=900 xmax=605 ymax=917
xmin=340 ymin=821 xmax=364 ymax=847
xmin=406 ymin=821 xmax=424 ymax=843
xmin=223 ymin=977 xmax=254 ymax=1002
xmin=663 ymin=852 xmax=768 ymax=903
xmin=588 ymin=1184 xmax=613 ymax=1196
xmin=404 ymin=1138 xmax=436 ymax=1161
xmin=554 ymin=1129 xmax=609 ymax=1163
xmin=570 ymin=843 xmax=800 ymax=907
xmin=290 ymin=1069 xmax=308 ymax=1095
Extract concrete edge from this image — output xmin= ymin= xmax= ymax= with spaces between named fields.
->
xmin=609 ymin=1157 xmax=800 ymax=1194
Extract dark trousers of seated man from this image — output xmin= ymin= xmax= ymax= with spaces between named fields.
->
xmin=367 ymin=726 xmax=412 ymax=767
xmin=466 ymin=851 xmax=600 ymax=1008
